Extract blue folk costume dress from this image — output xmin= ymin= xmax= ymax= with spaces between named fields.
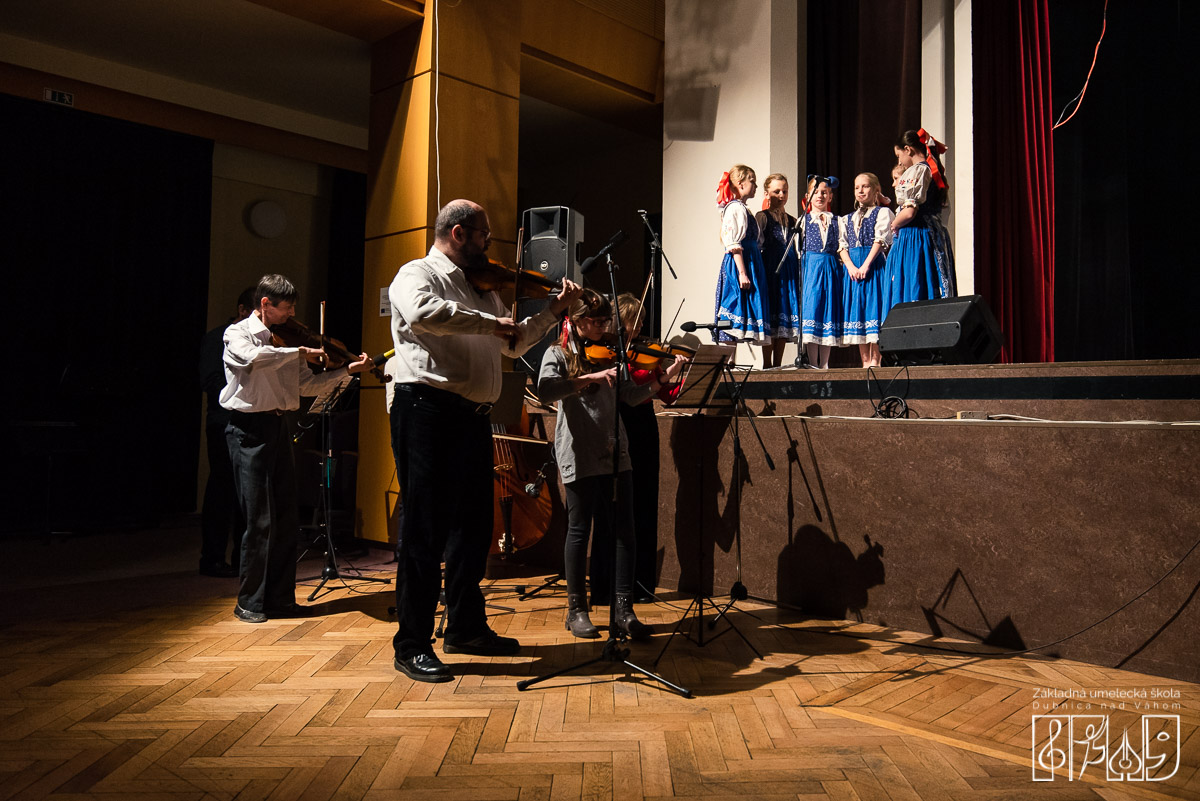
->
xmin=885 ymin=161 xmax=956 ymax=316
xmin=799 ymin=210 xmax=842 ymax=347
xmin=838 ymin=204 xmax=893 ymax=344
xmin=755 ymin=208 xmax=801 ymax=341
xmin=714 ymin=199 xmax=769 ymax=343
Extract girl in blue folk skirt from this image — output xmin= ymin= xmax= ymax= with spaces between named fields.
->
xmin=755 ymin=173 xmax=801 ymax=369
xmin=839 ymin=173 xmax=893 ymax=367
xmin=887 ymin=129 xmax=956 ymax=315
xmin=713 ymin=165 xmax=770 ymax=348
xmin=799 ymin=175 xmax=841 ymax=369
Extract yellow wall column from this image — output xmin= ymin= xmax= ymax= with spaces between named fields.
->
xmin=356 ymin=4 xmax=521 ymax=544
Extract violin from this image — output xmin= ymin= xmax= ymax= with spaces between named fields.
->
xmin=580 ymin=336 xmax=690 ymax=369
xmin=269 ymin=317 xmax=390 ymax=382
xmin=465 ymin=259 xmax=563 ymax=298
xmin=625 ymin=337 xmax=697 ymax=369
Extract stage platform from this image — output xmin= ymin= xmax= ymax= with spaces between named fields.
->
xmin=654 ymin=359 xmax=1200 ymax=684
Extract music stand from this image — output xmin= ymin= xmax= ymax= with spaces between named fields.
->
xmin=668 ymin=343 xmax=735 ymax=411
xmin=653 ymin=358 xmax=764 ymax=667
xmin=299 ymin=379 xmax=391 ymax=601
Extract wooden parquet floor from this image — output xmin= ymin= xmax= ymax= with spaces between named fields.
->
xmin=1 ymin=550 xmax=1198 ymax=801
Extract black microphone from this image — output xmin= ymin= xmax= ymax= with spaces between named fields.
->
xmin=680 ymin=320 xmax=733 ymax=333
xmin=579 ymin=229 xmax=629 ymax=274
xmin=806 ymin=173 xmax=840 ymax=190
xmin=524 ymin=461 xmax=553 ymax=497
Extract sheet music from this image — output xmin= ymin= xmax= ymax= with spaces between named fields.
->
xmin=303 ymin=375 xmax=353 ymax=415
xmin=670 ymin=343 xmax=735 ymax=410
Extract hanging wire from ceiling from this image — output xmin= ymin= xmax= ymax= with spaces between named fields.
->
xmin=1053 ymin=0 xmax=1109 ymax=130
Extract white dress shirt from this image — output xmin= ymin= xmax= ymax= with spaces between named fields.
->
xmin=219 ymin=312 xmax=351 ymax=413
xmin=389 ymin=245 xmax=561 ymax=404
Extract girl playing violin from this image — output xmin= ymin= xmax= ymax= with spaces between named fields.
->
xmin=537 ymin=289 xmax=686 ymax=639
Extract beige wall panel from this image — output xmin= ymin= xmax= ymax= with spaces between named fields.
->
xmin=366 ymin=73 xmax=432 ymax=239
xmin=432 ymin=77 xmax=521 ymax=241
xmin=370 ymin=24 xmax=429 ymax=94
xmin=520 ymin=0 xmax=662 ymax=95
xmin=435 ymin=0 xmax=520 ymax=98
xmin=358 ymin=2 xmax=522 ymax=544
xmin=247 ymin=0 xmax=424 ymax=44
xmin=357 ymin=229 xmax=433 ymax=544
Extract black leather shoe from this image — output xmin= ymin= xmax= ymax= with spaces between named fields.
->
xmin=394 ymin=653 xmax=453 ymax=683
xmin=264 ymin=603 xmax=311 ymax=619
xmin=442 ymin=631 xmax=521 ymax=656
xmin=200 ymin=560 xmax=238 ymax=578
xmin=234 ymin=604 xmax=267 ymax=623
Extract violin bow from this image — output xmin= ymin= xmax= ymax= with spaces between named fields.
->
xmin=665 ymin=297 xmax=685 ymax=338
xmin=632 ymin=270 xmax=653 ymax=336
xmin=318 ymin=301 xmax=327 ymax=368
xmin=511 ymin=225 xmax=524 ymax=323
xmin=507 ymin=227 xmax=526 ymax=349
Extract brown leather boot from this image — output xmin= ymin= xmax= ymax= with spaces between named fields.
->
xmin=566 ymin=593 xmax=599 ymax=638
xmin=614 ymin=594 xmax=654 ymax=640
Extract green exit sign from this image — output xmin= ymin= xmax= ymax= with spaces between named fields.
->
xmin=43 ymin=89 xmax=74 ymax=107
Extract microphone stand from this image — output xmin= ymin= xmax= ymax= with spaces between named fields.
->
xmin=638 ymin=210 xmax=674 ymax=342
xmin=516 ymin=456 xmax=568 ymax=601
xmin=517 ymin=252 xmax=691 ymax=699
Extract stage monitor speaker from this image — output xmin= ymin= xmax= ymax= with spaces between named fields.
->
xmin=520 ymin=206 xmax=583 ymax=284
xmin=515 ymin=207 xmax=584 ymax=374
xmin=879 ymin=294 xmax=1002 ymax=366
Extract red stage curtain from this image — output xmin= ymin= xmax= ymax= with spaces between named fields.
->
xmin=973 ymin=0 xmax=1056 ymax=363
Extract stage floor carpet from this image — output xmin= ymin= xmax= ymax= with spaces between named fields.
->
xmin=1 ymin=523 xmax=1197 ymax=800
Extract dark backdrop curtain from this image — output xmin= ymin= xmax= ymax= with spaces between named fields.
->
xmin=807 ymin=0 xmax=921 ymax=215
xmin=1051 ymin=1 xmax=1197 ymax=360
xmin=974 ymin=0 xmax=1056 ymax=364
xmin=1 ymin=93 xmax=212 ymax=532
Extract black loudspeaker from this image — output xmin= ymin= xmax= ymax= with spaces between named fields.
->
xmin=879 ymin=295 xmax=1002 ymax=365
xmin=514 ymin=207 xmax=584 ymax=374
xmin=520 ymin=206 xmax=584 ymax=283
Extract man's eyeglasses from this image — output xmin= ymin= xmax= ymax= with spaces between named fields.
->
xmin=461 ymin=224 xmax=491 ymax=237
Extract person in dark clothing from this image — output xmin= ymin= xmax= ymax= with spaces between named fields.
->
xmin=197 ymin=286 xmax=254 ymax=578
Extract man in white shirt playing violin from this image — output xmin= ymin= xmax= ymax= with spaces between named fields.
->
xmin=221 ymin=274 xmax=373 ymax=623
xmin=388 ymin=200 xmax=582 ymax=682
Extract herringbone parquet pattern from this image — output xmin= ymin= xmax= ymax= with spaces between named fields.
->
xmin=2 ymin=548 xmax=1197 ymax=801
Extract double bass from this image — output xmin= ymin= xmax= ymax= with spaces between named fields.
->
xmin=490 ymin=401 xmax=557 ymax=559
xmin=485 ymin=227 xmax=564 ymax=562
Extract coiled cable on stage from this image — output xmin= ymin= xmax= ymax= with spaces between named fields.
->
xmin=866 ymin=366 xmax=914 ymax=419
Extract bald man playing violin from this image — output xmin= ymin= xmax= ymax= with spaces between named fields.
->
xmin=388 ymin=199 xmax=583 ymax=682
xmin=221 ymin=273 xmax=374 ymax=624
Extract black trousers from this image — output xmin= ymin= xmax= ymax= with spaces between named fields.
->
xmin=202 ymin=407 xmax=242 ymax=568
xmin=619 ymin=401 xmax=661 ymax=595
xmin=390 ymin=386 xmax=494 ymax=659
xmin=568 ymin=471 xmax=635 ymax=601
xmin=226 ymin=410 xmax=299 ymax=613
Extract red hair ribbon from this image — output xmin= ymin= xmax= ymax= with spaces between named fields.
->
xmin=561 ymin=317 xmax=572 ymax=348
xmin=715 ymin=171 xmax=737 ymax=207
xmin=917 ymin=128 xmax=948 ymax=189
